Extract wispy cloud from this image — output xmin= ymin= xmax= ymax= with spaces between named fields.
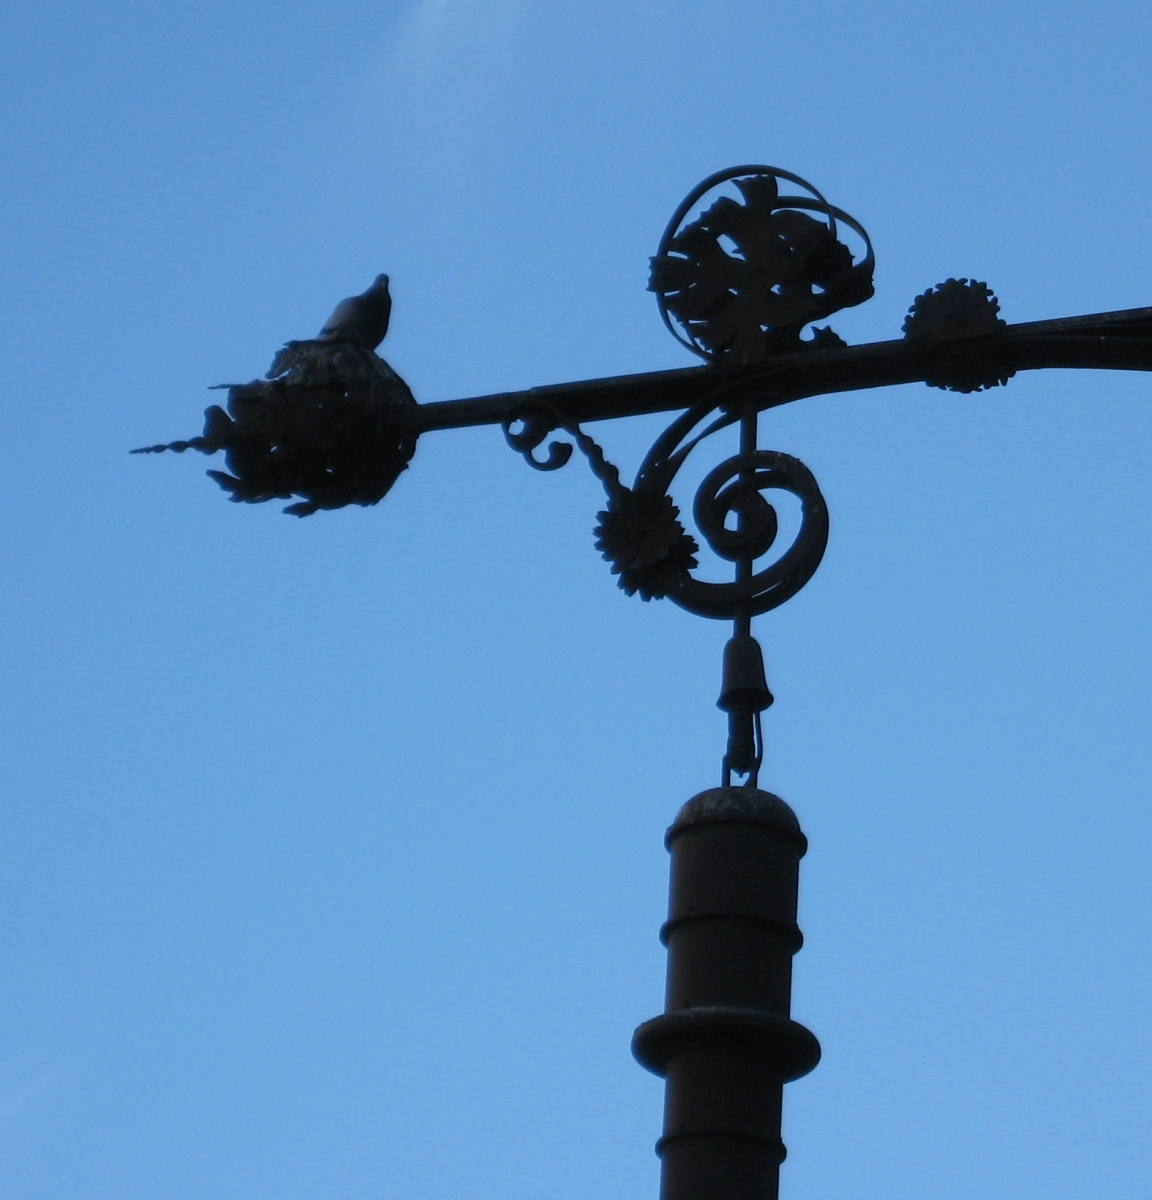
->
xmin=390 ymin=0 xmax=527 ymax=80
xmin=372 ymin=0 xmax=530 ymax=160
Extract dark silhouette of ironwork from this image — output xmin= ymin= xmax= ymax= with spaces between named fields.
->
xmin=134 ymin=332 xmax=416 ymax=518
xmin=650 ymin=165 xmax=874 ymax=362
xmin=136 ymin=165 xmax=1152 ymax=1200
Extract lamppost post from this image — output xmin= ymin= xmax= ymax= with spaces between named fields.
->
xmin=137 ymin=164 xmax=1152 ymax=1198
xmin=633 ymin=785 xmax=816 ymax=1200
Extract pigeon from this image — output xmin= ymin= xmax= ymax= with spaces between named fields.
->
xmin=315 ymin=273 xmax=392 ymax=350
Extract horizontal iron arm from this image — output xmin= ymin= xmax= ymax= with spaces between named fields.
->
xmin=407 ymin=304 xmax=1152 ymax=434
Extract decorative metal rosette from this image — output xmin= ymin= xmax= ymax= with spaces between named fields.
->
xmin=648 ymin=165 xmax=875 ymax=364
xmin=593 ymin=490 xmax=699 ymax=602
xmin=902 ymin=278 xmax=1015 ymax=392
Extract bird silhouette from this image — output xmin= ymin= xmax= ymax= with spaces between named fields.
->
xmin=316 ymin=274 xmax=392 ymax=350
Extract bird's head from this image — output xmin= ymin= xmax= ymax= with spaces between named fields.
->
xmin=372 ymin=274 xmax=390 ymax=293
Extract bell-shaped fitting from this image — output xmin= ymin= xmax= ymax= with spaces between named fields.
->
xmin=717 ymin=633 xmax=774 ymax=714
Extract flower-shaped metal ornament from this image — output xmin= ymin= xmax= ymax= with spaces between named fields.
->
xmin=648 ymin=165 xmax=875 ymax=364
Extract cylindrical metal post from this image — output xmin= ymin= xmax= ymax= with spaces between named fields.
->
xmin=633 ymin=787 xmax=819 ymax=1200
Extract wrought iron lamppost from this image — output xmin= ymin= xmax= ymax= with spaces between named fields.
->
xmin=138 ymin=165 xmax=1152 ymax=1200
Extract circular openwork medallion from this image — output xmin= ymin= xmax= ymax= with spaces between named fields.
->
xmin=649 ymin=165 xmax=875 ymax=364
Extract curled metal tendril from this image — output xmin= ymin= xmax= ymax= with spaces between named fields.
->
xmin=694 ymin=459 xmax=781 ymax=562
xmin=502 ymin=401 xmax=574 ymax=471
xmin=677 ymin=449 xmax=828 ymax=619
xmin=502 ymin=400 xmax=622 ymax=493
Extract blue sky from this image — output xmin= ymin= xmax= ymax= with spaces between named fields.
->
xmin=2 ymin=2 xmax=1151 ymax=1197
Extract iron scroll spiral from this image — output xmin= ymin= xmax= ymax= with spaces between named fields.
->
xmin=502 ymin=389 xmax=829 ymax=622
xmin=675 ymin=448 xmax=828 ymax=619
